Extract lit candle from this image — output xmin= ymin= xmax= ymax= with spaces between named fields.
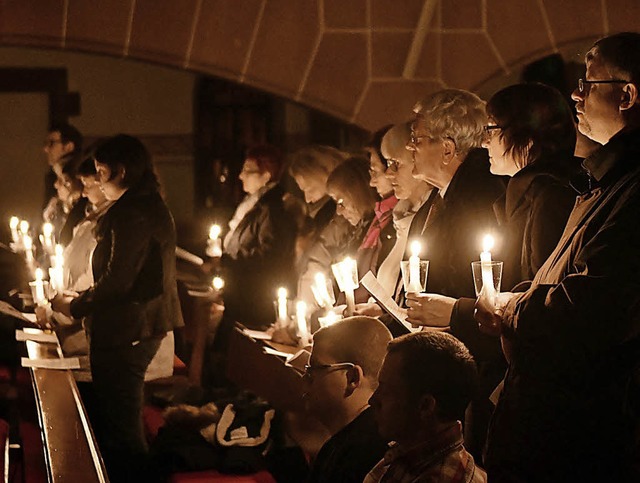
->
xmin=49 ymin=245 xmax=65 ymax=292
xmin=23 ymin=235 xmax=34 ymax=266
xmin=206 ymin=224 xmax=223 ymax=257
xmin=339 ymin=257 xmax=357 ymax=317
xmin=212 ymin=276 xmax=225 ymax=291
xmin=312 ymin=272 xmax=333 ymax=308
xmin=19 ymin=220 xmax=29 ymax=252
xmin=296 ymin=300 xmax=309 ymax=345
xmin=318 ymin=310 xmax=340 ymax=328
xmin=9 ymin=217 xmax=20 ymax=244
xmin=408 ymin=240 xmax=422 ymax=292
xmin=34 ymin=268 xmax=45 ymax=305
xmin=480 ymin=234 xmax=496 ymax=301
xmin=41 ymin=222 xmax=54 ymax=254
xmin=277 ymin=287 xmax=288 ymax=324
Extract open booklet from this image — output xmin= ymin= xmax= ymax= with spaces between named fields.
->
xmin=360 ymin=271 xmax=421 ymax=333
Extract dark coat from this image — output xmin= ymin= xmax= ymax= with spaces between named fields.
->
xmin=423 ymin=148 xmax=507 ymax=299
xmin=70 ymin=188 xmax=184 ymax=348
xmin=486 ymin=128 xmax=640 ymax=482
xmin=221 ymin=184 xmax=296 ymax=329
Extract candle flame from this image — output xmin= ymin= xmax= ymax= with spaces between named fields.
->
xmin=19 ymin=220 xmax=29 ymax=235
xmin=209 ymin=224 xmax=221 ymax=240
xmin=277 ymin=287 xmax=288 ymax=299
xmin=410 ymin=240 xmax=421 ymax=257
xmin=482 ymin=234 xmax=495 ymax=252
xmin=314 ymin=272 xmax=326 ymax=285
xmin=212 ymin=276 xmax=224 ymax=290
xmin=9 ymin=217 xmax=19 ymax=229
xmin=35 ymin=267 xmax=43 ymax=281
xmin=43 ymin=222 xmax=53 ymax=237
xmin=296 ymin=300 xmax=307 ymax=318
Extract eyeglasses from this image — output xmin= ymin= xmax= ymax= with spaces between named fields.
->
xmin=386 ymin=159 xmax=400 ymax=172
xmin=303 ymin=362 xmax=355 ymax=380
xmin=484 ymin=125 xmax=503 ymax=137
xmin=409 ymin=132 xmax=429 ymax=145
xmin=577 ymin=78 xmax=629 ymax=94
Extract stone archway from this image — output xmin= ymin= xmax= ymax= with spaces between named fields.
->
xmin=0 ymin=0 xmax=637 ymax=130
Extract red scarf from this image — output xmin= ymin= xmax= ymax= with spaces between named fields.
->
xmin=359 ymin=195 xmax=398 ymax=249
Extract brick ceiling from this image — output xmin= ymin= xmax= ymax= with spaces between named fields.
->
xmin=0 ymin=0 xmax=637 ymax=131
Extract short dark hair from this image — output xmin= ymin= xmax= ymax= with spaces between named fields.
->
xmin=94 ymin=134 xmax=159 ymax=192
xmin=487 ymin=83 xmax=576 ymax=169
xmin=593 ymin=32 xmax=640 ymax=86
xmin=76 ymin=156 xmax=98 ymax=177
xmin=387 ymin=331 xmax=478 ymax=422
xmin=365 ymin=124 xmax=393 ymax=170
xmin=50 ymin=122 xmax=83 ymax=155
xmin=246 ymin=144 xmax=284 ymax=182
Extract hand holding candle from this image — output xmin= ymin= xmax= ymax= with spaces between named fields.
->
xmin=471 ymin=234 xmax=503 ymax=309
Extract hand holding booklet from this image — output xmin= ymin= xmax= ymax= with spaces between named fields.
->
xmin=360 ymin=271 xmax=421 ymax=333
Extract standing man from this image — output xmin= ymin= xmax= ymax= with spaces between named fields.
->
xmin=479 ymin=32 xmax=640 ymax=482
xmin=305 ymin=316 xmax=391 ymax=483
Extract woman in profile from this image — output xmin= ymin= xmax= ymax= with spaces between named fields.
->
xmin=54 ymin=134 xmax=183 ymax=482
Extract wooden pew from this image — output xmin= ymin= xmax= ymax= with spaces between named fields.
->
xmin=22 ymin=334 xmax=109 ymax=482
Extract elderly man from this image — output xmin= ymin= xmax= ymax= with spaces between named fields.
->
xmin=305 ymin=316 xmax=391 ymax=482
xmin=478 ymin=32 xmax=640 ymax=482
xmin=366 ymin=331 xmax=486 ymax=483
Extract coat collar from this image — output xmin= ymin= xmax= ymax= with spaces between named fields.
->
xmin=584 ymin=127 xmax=640 ymax=188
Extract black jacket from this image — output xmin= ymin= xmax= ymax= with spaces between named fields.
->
xmin=70 ymin=188 xmax=183 ymax=348
xmin=423 ymin=148 xmax=507 ymax=298
xmin=487 ymin=128 xmax=640 ymax=482
xmin=221 ymin=184 xmax=296 ymax=329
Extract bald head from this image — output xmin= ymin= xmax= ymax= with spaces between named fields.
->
xmin=381 ymin=122 xmax=413 ymax=164
xmin=312 ymin=316 xmax=392 ymax=382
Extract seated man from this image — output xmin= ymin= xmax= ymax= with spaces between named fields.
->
xmin=366 ymin=331 xmax=486 ymax=483
xmin=305 ymin=316 xmax=391 ymax=482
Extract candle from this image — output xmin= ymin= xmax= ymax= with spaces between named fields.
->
xmin=408 ymin=240 xmax=422 ymax=292
xmin=312 ymin=272 xmax=333 ymax=308
xmin=337 ymin=257 xmax=358 ymax=317
xmin=296 ymin=300 xmax=309 ymax=345
xmin=19 ymin=220 xmax=29 ymax=236
xmin=41 ymin=222 xmax=54 ymax=254
xmin=34 ymin=268 xmax=46 ymax=305
xmin=206 ymin=224 xmax=223 ymax=257
xmin=23 ymin=235 xmax=34 ymax=266
xmin=480 ymin=234 xmax=496 ymax=301
xmin=277 ymin=287 xmax=288 ymax=324
xmin=9 ymin=217 xmax=20 ymax=244
xmin=318 ymin=310 xmax=340 ymax=328
xmin=212 ymin=276 xmax=225 ymax=291
xmin=49 ymin=245 xmax=65 ymax=292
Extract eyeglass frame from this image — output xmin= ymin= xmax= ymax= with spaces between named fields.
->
xmin=484 ymin=125 xmax=504 ymax=134
xmin=303 ymin=362 xmax=355 ymax=379
xmin=409 ymin=131 xmax=429 ymax=145
xmin=577 ymin=78 xmax=629 ymax=94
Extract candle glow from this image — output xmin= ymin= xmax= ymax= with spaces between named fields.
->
xmin=296 ymin=300 xmax=310 ymax=345
xmin=480 ymin=234 xmax=496 ymax=302
xmin=408 ymin=240 xmax=422 ymax=292
xmin=277 ymin=287 xmax=288 ymax=324
xmin=212 ymin=276 xmax=224 ymax=290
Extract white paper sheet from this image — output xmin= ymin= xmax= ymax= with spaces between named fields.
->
xmin=21 ymin=357 xmax=80 ymax=370
xmin=262 ymin=346 xmax=294 ymax=360
xmin=0 ymin=300 xmax=32 ymax=323
xmin=242 ymin=328 xmax=272 ymax=340
xmin=360 ymin=271 xmax=420 ymax=333
xmin=16 ymin=329 xmax=58 ymax=343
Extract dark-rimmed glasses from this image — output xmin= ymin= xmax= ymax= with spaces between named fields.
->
xmin=409 ymin=132 xmax=429 ymax=145
xmin=386 ymin=159 xmax=400 ymax=172
xmin=303 ymin=362 xmax=355 ymax=379
xmin=484 ymin=125 xmax=503 ymax=138
xmin=577 ymin=78 xmax=628 ymax=94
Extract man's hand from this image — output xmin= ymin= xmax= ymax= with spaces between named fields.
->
xmin=406 ymin=293 xmax=456 ymax=328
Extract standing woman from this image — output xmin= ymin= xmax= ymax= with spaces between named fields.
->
xmin=54 ymin=134 xmax=183 ymax=482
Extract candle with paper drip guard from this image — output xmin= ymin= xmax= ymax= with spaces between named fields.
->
xmin=49 ymin=245 xmax=65 ymax=293
xmin=40 ymin=222 xmax=55 ymax=255
xmin=206 ymin=224 xmax=223 ymax=257
xmin=331 ymin=257 xmax=358 ymax=317
xmin=480 ymin=235 xmax=497 ymax=302
xmin=9 ymin=217 xmax=20 ymax=245
xmin=31 ymin=268 xmax=47 ymax=306
xmin=408 ymin=241 xmax=422 ymax=292
xmin=276 ymin=287 xmax=288 ymax=326
xmin=318 ymin=310 xmax=340 ymax=328
xmin=295 ymin=300 xmax=310 ymax=346
xmin=311 ymin=272 xmax=334 ymax=308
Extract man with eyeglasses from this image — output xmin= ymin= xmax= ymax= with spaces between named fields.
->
xmin=477 ymin=32 xmax=640 ymax=482
xmin=305 ymin=316 xmax=391 ymax=483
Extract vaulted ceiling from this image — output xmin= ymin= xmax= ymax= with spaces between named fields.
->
xmin=0 ymin=0 xmax=637 ymax=130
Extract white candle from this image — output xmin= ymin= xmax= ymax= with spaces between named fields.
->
xmin=206 ymin=224 xmax=223 ymax=257
xmin=9 ymin=217 xmax=20 ymax=244
xmin=340 ymin=257 xmax=357 ymax=316
xmin=408 ymin=240 xmax=422 ymax=292
xmin=41 ymin=222 xmax=54 ymax=253
xmin=318 ymin=311 xmax=340 ymax=328
xmin=480 ymin=234 xmax=496 ymax=300
xmin=296 ymin=300 xmax=309 ymax=345
xmin=312 ymin=272 xmax=333 ymax=308
xmin=212 ymin=276 xmax=225 ymax=291
xmin=23 ymin=235 xmax=34 ymax=265
xmin=277 ymin=287 xmax=288 ymax=323
xmin=19 ymin=220 xmax=29 ymax=236
xmin=34 ymin=268 xmax=45 ymax=305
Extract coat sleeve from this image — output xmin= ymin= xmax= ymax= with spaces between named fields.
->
xmin=70 ymin=207 xmax=151 ymax=318
xmin=503 ymin=184 xmax=640 ymax=364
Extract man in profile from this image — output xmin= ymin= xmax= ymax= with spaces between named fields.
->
xmin=304 ymin=316 xmax=391 ymax=482
xmin=366 ymin=331 xmax=486 ymax=483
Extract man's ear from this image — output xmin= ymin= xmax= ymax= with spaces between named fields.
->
xmin=442 ymin=138 xmax=457 ymax=165
xmin=62 ymin=141 xmax=75 ymax=156
xmin=418 ymin=394 xmax=437 ymax=423
xmin=343 ymin=365 xmax=364 ymax=397
xmin=620 ymin=83 xmax=638 ymax=111
xmin=117 ymin=166 xmax=126 ymax=183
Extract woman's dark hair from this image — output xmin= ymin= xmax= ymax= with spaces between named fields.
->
xmin=246 ymin=144 xmax=284 ymax=182
xmin=487 ymin=83 xmax=576 ymax=169
xmin=76 ymin=156 xmax=97 ymax=177
xmin=326 ymin=156 xmax=377 ymax=216
xmin=365 ymin=124 xmax=393 ymax=169
xmin=94 ymin=134 xmax=159 ymax=192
